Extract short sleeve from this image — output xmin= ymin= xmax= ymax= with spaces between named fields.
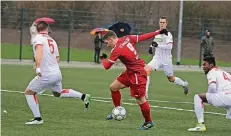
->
xmin=32 ymin=35 xmax=43 ymax=49
xmin=207 ymin=72 xmax=216 ymax=84
xmin=108 ymin=47 xmax=120 ymax=63
xmin=166 ymin=32 xmax=173 ymax=44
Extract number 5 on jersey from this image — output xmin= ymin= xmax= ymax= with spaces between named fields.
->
xmin=47 ymin=39 xmax=54 ymax=54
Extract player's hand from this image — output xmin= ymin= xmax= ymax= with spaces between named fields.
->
xmin=35 ymin=68 xmax=42 ymax=77
xmin=159 ymin=29 xmax=168 ymax=36
xmin=148 ymin=47 xmax=153 ymax=54
xmin=152 ymin=41 xmax=158 ymax=47
xmin=100 ymin=53 xmax=107 ymax=60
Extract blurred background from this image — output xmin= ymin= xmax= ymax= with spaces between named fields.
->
xmin=1 ymin=1 xmax=231 ymax=66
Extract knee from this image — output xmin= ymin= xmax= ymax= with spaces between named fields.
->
xmin=167 ymin=76 xmax=175 ymax=82
xmin=53 ymin=92 xmax=61 ymax=97
xmin=24 ymin=88 xmax=36 ymax=95
xmin=136 ymin=97 xmax=146 ymax=105
xmin=110 ymin=84 xmax=117 ymax=92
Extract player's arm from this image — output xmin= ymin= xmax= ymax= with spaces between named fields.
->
xmin=152 ymin=32 xmax=173 ymax=50
xmin=100 ymin=49 xmax=120 ymax=70
xmin=207 ymin=72 xmax=217 ymax=93
xmin=35 ymin=44 xmax=43 ymax=76
xmin=32 ymin=36 xmax=43 ymax=76
xmin=54 ymin=44 xmax=60 ymax=63
xmin=130 ymin=31 xmax=160 ymax=43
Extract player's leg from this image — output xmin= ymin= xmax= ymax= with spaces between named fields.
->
xmin=188 ymin=93 xmax=207 ymax=132
xmin=145 ymin=58 xmax=161 ymax=99
xmin=106 ymin=72 xmax=129 ymax=120
xmin=162 ymin=61 xmax=189 ymax=94
xmin=226 ymin=107 xmax=231 ymax=119
xmin=130 ymin=73 xmax=154 ymax=130
xmin=24 ymin=76 xmax=46 ymax=125
xmin=50 ymin=76 xmax=91 ymax=109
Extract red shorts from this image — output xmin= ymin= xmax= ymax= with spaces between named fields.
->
xmin=117 ymin=70 xmax=147 ymax=98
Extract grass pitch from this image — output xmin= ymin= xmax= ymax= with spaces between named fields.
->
xmin=1 ymin=65 xmax=231 ymax=136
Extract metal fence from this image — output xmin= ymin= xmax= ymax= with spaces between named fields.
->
xmin=1 ymin=7 xmax=231 ymax=64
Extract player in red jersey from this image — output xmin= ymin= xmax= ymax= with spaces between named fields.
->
xmin=100 ymin=29 xmax=168 ymax=130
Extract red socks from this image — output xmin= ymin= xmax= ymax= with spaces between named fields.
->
xmin=139 ymin=102 xmax=152 ymax=122
xmin=111 ymin=91 xmax=121 ymax=107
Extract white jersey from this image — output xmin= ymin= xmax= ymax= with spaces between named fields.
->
xmin=207 ymin=67 xmax=231 ymax=93
xmin=32 ymin=33 xmax=61 ymax=76
xmin=153 ymin=31 xmax=173 ymax=60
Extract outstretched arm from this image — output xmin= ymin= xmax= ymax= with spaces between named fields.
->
xmin=130 ymin=31 xmax=160 ymax=43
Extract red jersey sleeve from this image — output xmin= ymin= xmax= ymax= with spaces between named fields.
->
xmin=101 ymin=47 xmax=121 ymax=70
xmin=129 ymin=31 xmax=160 ymax=43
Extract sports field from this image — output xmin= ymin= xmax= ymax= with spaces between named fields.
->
xmin=1 ymin=64 xmax=230 ymax=136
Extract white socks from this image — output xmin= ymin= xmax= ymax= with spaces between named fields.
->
xmin=174 ymin=77 xmax=186 ymax=86
xmin=60 ymin=89 xmax=83 ymax=99
xmin=146 ymin=76 xmax=150 ymax=96
xmin=25 ymin=95 xmax=41 ymax=118
xmin=194 ymin=94 xmax=204 ymax=123
xmin=226 ymin=107 xmax=231 ymax=119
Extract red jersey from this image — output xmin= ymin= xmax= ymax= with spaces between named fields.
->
xmin=102 ymin=31 xmax=160 ymax=73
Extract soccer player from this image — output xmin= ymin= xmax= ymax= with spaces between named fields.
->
xmin=188 ymin=56 xmax=231 ymax=132
xmin=25 ymin=21 xmax=91 ymax=125
xmin=100 ymin=29 xmax=168 ymax=130
xmin=145 ymin=16 xmax=188 ymax=99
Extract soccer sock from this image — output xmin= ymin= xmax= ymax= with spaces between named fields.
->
xmin=139 ymin=102 xmax=152 ymax=122
xmin=174 ymin=77 xmax=185 ymax=86
xmin=194 ymin=94 xmax=204 ymax=123
xmin=226 ymin=107 xmax=231 ymax=119
xmin=146 ymin=76 xmax=150 ymax=96
xmin=25 ymin=94 xmax=41 ymax=118
xmin=60 ymin=89 xmax=85 ymax=100
xmin=111 ymin=90 xmax=121 ymax=107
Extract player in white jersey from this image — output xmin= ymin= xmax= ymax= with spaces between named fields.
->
xmin=188 ymin=56 xmax=231 ymax=132
xmin=25 ymin=21 xmax=91 ymax=125
xmin=145 ymin=16 xmax=188 ymax=99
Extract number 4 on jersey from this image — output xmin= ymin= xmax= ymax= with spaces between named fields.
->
xmin=223 ymin=72 xmax=231 ymax=81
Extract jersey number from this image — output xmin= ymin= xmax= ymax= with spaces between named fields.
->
xmin=223 ymin=72 xmax=230 ymax=81
xmin=127 ymin=43 xmax=138 ymax=60
xmin=47 ymin=39 xmax=54 ymax=54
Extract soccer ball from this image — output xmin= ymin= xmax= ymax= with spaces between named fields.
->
xmin=112 ymin=106 xmax=126 ymax=121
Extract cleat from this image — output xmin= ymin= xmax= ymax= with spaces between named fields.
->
xmin=25 ymin=119 xmax=44 ymax=125
xmin=183 ymin=81 xmax=189 ymax=95
xmin=138 ymin=122 xmax=155 ymax=130
xmin=106 ymin=114 xmax=113 ymax=120
xmin=188 ymin=123 xmax=206 ymax=132
xmin=84 ymin=94 xmax=91 ymax=109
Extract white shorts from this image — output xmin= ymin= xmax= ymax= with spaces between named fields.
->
xmin=27 ymin=73 xmax=62 ymax=94
xmin=147 ymin=58 xmax=173 ymax=76
xmin=206 ymin=92 xmax=231 ymax=119
xmin=206 ymin=92 xmax=231 ymax=107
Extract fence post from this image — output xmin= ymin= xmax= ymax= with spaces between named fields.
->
xmin=67 ymin=10 xmax=72 ymax=63
xmin=199 ymin=18 xmax=204 ymax=67
xmin=19 ymin=8 xmax=24 ymax=61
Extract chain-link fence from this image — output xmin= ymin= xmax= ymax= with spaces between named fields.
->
xmin=1 ymin=7 xmax=231 ymax=64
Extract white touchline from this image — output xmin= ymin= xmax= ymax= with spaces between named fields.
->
xmin=1 ymin=89 xmax=226 ymax=116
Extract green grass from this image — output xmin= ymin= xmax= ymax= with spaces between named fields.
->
xmin=1 ymin=43 xmax=231 ymax=67
xmin=1 ymin=64 xmax=231 ymax=136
